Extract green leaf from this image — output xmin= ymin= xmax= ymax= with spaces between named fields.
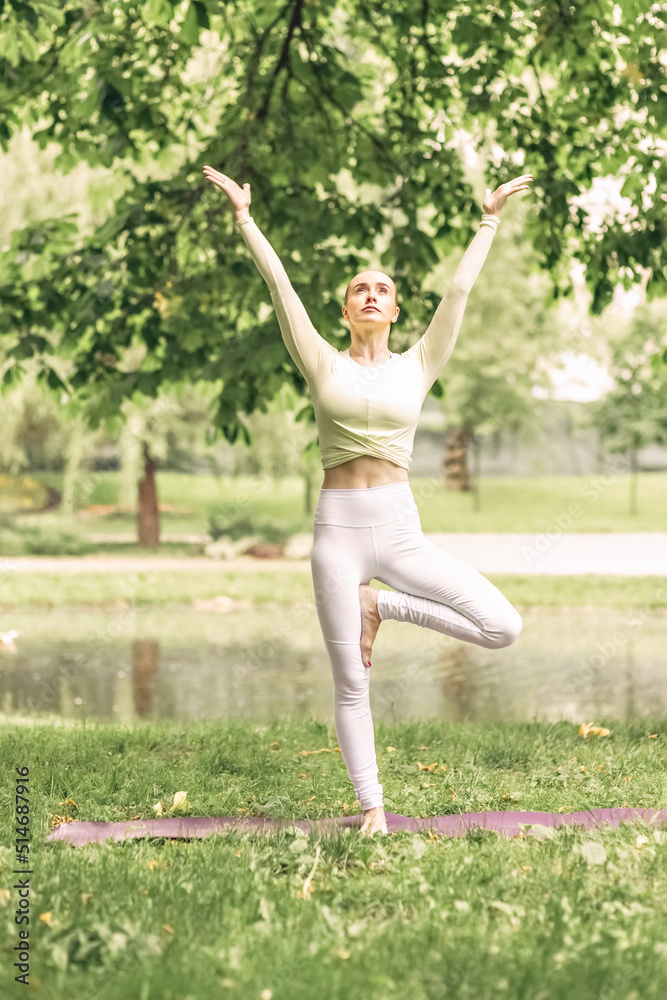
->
xmin=19 ymin=31 xmax=41 ymax=63
xmin=143 ymin=0 xmax=173 ymax=26
xmin=179 ymin=2 xmax=200 ymax=46
xmin=44 ymin=367 xmax=69 ymax=391
xmin=192 ymin=1 xmax=209 ymax=29
xmin=2 ymin=363 xmax=24 ymax=387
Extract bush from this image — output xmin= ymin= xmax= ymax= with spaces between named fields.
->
xmin=207 ymin=507 xmax=292 ymax=545
xmin=0 ymin=519 xmax=94 ymax=556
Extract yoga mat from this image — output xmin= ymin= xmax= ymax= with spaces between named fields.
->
xmin=46 ymin=807 xmax=667 ymax=846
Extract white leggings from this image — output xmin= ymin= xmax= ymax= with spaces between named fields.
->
xmin=310 ymin=481 xmax=523 ymax=811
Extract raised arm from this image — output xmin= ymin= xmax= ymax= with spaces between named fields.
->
xmin=203 ymin=166 xmax=335 ymax=383
xmin=407 ymin=173 xmax=533 ymax=390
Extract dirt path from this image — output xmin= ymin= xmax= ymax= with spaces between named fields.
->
xmin=2 ymin=533 xmax=667 ymax=575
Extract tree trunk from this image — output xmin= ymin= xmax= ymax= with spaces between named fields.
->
xmin=444 ymin=425 xmax=472 ymax=491
xmin=471 ymin=436 xmax=481 ymax=511
xmin=137 ymin=441 xmax=160 ymax=546
xmin=629 ymin=448 xmax=638 ymax=516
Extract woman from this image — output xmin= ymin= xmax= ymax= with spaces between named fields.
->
xmin=203 ymin=163 xmax=533 ymax=837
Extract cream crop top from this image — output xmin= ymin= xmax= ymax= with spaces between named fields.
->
xmin=235 ymin=211 xmax=501 ymax=471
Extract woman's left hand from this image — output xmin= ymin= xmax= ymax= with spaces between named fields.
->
xmin=483 ymin=173 xmax=533 ymax=216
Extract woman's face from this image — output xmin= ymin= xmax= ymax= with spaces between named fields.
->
xmin=343 ymin=270 xmax=399 ymax=326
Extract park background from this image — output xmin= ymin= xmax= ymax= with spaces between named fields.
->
xmin=0 ymin=2 xmax=666 ymax=999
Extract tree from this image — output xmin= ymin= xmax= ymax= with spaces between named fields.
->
xmin=235 ymin=380 xmax=321 ymax=514
xmin=586 ymin=302 xmax=667 ymax=515
xmin=0 ymin=0 xmax=664 ymax=480
xmin=433 ymin=188 xmax=559 ymax=501
xmin=95 ymin=381 xmax=219 ymax=545
xmin=0 ymin=358 xmax=68 ymax=474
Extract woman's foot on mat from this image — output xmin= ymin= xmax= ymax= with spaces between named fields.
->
xmin=360 ymin=805 xmax=388 ymax=837
xmin=359 ymin=584 xmax=382 ymax=668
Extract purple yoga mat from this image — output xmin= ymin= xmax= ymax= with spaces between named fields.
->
xmin=46 ymin=808 xmax=667 ymax=846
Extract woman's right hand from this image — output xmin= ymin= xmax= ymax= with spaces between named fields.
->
xmin=202 ymin=165 xmax=251 ymax=215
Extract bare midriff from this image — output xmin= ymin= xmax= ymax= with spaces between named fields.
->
xmin=321 ymin=454 xmax=409 ymax=490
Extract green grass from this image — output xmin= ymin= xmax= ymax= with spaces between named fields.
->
xmin=1 ymin=718 xmax=665 ymax=999
xmin=0 ymin=568 xmax=665 ymax=611
xmin=21 ymin=470 xmax=667 ymax=535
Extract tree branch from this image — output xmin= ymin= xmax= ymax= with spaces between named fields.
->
xmin=256 ymin=0 xmax=305 ymax=122
xmin=308 ymin=58 xmax=405 ymax=177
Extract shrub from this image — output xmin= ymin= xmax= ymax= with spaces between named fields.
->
xmin=207 ymin=508 xmax=292 ymax=545
xmin=0 ymin=519 xmax=94 ymax=556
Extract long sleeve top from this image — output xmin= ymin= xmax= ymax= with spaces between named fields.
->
xmin=235 ymin=212 xmax=500 ymax=471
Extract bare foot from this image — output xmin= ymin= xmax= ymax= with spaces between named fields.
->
xmin=360 ymin=805 xmax=388 ymax=837
xmin=359 ymin=584 xmax=382 ymax=668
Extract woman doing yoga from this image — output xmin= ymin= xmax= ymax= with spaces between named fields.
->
xmin=203 ymin=164 xmax=533 ymax=837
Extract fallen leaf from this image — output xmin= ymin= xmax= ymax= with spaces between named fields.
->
xmin=163 ymin=924 xmax=174 ymax=934
xmin=579 ymin=723 xmax=611 ymax=738
xmin=40 ymin=912 xmax=52 ymax=926
xmin=172 ymin=791 xmax=188 ymax=811
xmin=51 ymin=815 xmax=77 ymax=827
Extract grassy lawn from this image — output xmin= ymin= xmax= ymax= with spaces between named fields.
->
xmin=0 ymin=569 xmax=665 ymax=610
xmin=1 ymin=717 xmax=665 ymax=999
xmin=17 ymin=470 xmax=667 ymax=536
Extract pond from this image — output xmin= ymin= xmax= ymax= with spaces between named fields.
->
xmin=0 ymin=604 xmax=665 ymax=725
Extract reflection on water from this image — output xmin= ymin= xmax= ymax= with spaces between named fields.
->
xmin=0 ymin=605 xmax=665 ymax=725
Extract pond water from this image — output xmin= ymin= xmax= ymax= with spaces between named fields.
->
xmin=1 ymin=604 xmax=665 ymax=725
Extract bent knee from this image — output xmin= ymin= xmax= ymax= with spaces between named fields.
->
xmin=489 ymin=607 xmax=522 ymax=648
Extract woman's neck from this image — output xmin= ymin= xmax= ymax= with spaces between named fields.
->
xmin=347 ymin=342 xmax=392 ymax=363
